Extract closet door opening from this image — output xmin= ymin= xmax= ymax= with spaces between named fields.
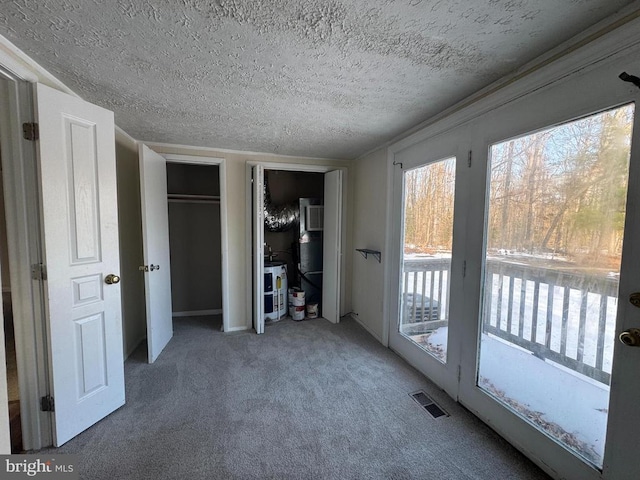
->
xmin=166 ymin=163 xmax=223 ymax=331
xmin=250 ymin=164 xmax=345 ymax=334
xmin=263 ymin=169 xmax=325 ymax=325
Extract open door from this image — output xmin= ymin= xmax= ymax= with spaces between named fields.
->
xmin=252 ymin=165 xmax=265 ymax=334
xmin=322 ymin=170 xmax=342 ymax=324
xmin=139 ymin=144 xmax=173 ymax=362
xmin=34 ymin=83 xmax=124 ymax=446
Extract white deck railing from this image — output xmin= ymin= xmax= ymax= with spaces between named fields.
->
xmin=402 ymin=257 xmax=617 ymax=385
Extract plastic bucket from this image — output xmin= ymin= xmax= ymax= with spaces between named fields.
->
xmin=306 ymin=303 xmax=318 ymax=319
xmin=288 ymin=288 xmax=305 ymax=307
xmin=289 ymin=305 xmax=305 ymax=321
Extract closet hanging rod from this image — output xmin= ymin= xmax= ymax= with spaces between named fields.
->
xmin=167 ymin=193 xmax=220 ymax=203
xmin=168 ymin=198 xmax=220 ymax=205
xmin=167 ymin=193 xmax=220 ymax=200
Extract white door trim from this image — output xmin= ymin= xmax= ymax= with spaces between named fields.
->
xmin=162 ymin=153 xmax=230 ymax=334
xmin=322 ymin=170 xmax=343 ymax=324
xmin=245 ymin=161 xmax=349 ymax=329
xmin=252 ymin=165 xmax=265 ymax=334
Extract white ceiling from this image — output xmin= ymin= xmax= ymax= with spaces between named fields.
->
xmin=0 ymin=1 xmax=636 ymax=159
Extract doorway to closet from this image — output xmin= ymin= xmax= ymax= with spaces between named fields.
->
xmin=250 ymin=164 xmax=344 ymax=334
xmin=139 ymin=148 xmax=229 ymax=362
xmin=166 ymin=162 xmax=223 ymax=332
xmin=264 ymin=169 xmax=325 ymax=323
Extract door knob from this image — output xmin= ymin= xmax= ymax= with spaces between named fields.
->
xmin=105 ymin=274 xmax=121 ymax=285
xmin=629 ymin=292 xmax=640 ymax=308
xmin=619 ymin=328 xmax=640 ymax=347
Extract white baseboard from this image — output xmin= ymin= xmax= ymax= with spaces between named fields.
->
xmin=172 ymin=309 xmax=222 ymax=317
xmin=224 ymin=325 xmax=250 ymax=333
xmin=350 ymin=313 xmax=384 ymax=345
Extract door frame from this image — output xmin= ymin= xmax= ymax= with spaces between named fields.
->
xmin=0 ymin=66 xmax=51 ymax=449
xmin=245 ymin=161 xmax=348 ymax=331
xmin=163 ymin=153 xmax=230 ymax=334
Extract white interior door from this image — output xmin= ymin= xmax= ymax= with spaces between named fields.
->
xmin=139 ymin=144 xmax=173 ymax=362
xmin=34 ymin=83 xmax=124 ymax=446
xmin=322 ymin=170 xmax=342 ymax=324
xmin=252 ymin=165 xmax=265 ymax=334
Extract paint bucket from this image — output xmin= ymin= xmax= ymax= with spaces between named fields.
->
xmin=289 ymin=305 xmax=305 ymax=321
xmin=306 ymin=303 xmax=318 ymax=319
xmin=288 ymin=288 xmax=305 ymax=307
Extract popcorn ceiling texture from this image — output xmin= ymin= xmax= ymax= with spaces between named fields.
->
xmin=0 ymin=0 xmax=634 ymax=159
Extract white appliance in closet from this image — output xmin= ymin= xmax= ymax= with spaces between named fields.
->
xmin=264 ymin=261 xmax=287 ymax=321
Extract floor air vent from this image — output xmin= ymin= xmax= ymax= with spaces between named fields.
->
xmin=409 ymin=390 xmax=449 ymax=419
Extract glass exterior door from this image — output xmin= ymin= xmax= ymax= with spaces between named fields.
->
xmin=390 ymin=43 xmax=640 ymax=479
xmin=399 ymin=157 xmax=456 ymax=363
xmin=477 ymin=104 xmax=635 ymax=468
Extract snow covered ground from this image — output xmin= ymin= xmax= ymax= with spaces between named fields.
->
xmin=478 ymin=333 xmax=609 ymax=464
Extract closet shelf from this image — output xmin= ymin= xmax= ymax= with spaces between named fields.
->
xmin=356 ymin=248 xmax=381 ymax=263
xmin=168 ymin=193 xmax=220 ymax=204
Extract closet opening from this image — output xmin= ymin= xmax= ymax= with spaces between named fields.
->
xmin=263 ymin=169 xmax=325 ymax=323
xmin=166 ymin=162 xmax=223 ymax=331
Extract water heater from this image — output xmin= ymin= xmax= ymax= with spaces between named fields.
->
xmin=264 ymin=261 xmax=288 ymax=321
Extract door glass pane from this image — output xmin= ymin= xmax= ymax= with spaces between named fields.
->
xmin=478 ymin=104 xmax=635 ymax=468
xmin=400 ymin=157 xmax=456 ymax=363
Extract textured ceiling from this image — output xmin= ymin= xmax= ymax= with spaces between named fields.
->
xmin=0 ymin=1 xmax=636 ymax=159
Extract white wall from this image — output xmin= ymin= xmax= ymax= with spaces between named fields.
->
xmin=151 ymin=144 xmax=351 ymax=331
xmin=350 ymin=147 xmax=388 ymax=342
